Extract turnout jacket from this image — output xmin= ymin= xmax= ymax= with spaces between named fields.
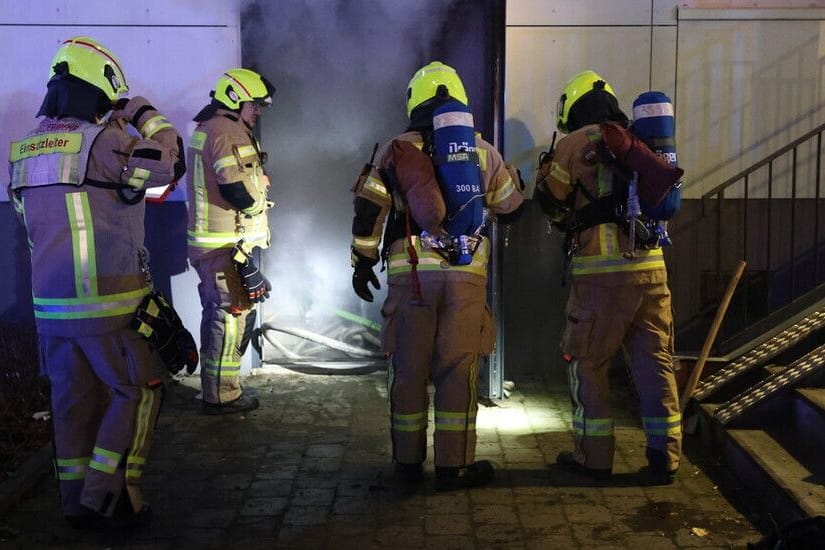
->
xmin=351 ymin=130 xmax=523 ymax=281
xmin=186 ymin=107 xmax=270 ymax=260
xmin=540 ymin=124 xmax=667 ymax=281
xmin=8 ymin=97 xmax=183 ymax=336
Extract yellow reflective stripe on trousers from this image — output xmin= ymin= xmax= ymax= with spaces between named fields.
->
xmin=65 ymin=192 xmax=97 ymax=297
xmin=126 ymin=456 xmax=146 ymax=480
xmin=387 ymin=237 xmax=488 ymax=277
xmin=642 ymin=414 xmax=682 ymax=436
xmin=204 ymin=316 xmax=240 ymax=377
xmin=56 ymin=457 xmax=90 ymax=480
xmin=570 ymin=348 xmax=614 ymax=437
xmin=571 ymin=247 xmax=665 ymax=276
xmin=572 ymin=414 xmax=614 ymax=437
xmin=127 ymin=387 xmax=156 ymax=480
xmin=391 ymin=411 xmax=428 ymax=432
xmin=89 ymin=446 xmax=121 ymax=475
xmin=434 ymin=410 xmax=475 ymax=432
xmin=203 ymin=358 xmax=241 ymax=377
xmin=33 ymin=287 xmax=151 ymax=320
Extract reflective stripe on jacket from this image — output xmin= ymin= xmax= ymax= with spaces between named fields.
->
xmin=350 ymin=131 xmax=523 ymax=266
xmin=387 ymin=236 xmax=490 ymax=279
xmin=10 ymin=118 xmax=155 ymax=336
xmin=544 ymin=125 xmax=667 ymax=277
xmin=10 ymin=119 xmax=104 ymax=189
xmin=186 ymin=109 xmax=270 ymax=259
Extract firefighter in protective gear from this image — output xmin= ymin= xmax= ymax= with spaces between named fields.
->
xmin=351 ymin=61 xmax=524 ymax=491
xmin=186 ymin=68 xmax=275 ymax=415
xmin=8 ymin=36 xmax=185 ymax=528
xmin=535 ymin=70 xmax=681 ymax=485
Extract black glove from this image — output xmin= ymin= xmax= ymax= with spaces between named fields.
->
xmin=352 ymin=262 xmax=381 ymax=302
xmin=133 ymin=291 xmax=199 ymax=375
xmin=232 ymin=243 xmax=271 ymax=303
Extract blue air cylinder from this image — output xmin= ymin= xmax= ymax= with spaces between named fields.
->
xmin=632 ymin=91 xmax=681 ymax=220
xmin=433 ymin=100 xmax=485 ymax=244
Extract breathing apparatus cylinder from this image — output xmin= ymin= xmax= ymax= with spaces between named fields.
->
xmin=631 ymin=91 xmax=681 ymax=220
xmin=432 ymin=100 xmax=484 ymax=265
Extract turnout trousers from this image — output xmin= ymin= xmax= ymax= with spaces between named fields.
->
xmin=192 ymin=251 xmax=255 ymax=405
xmin=561 ymin=274 xmax=682 ymax=472
xmin=40 ymin=329 xmax=163 ymax=517
xmin=381 ymin=272 xmax=494 ymax=468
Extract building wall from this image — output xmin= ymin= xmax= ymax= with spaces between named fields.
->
xmin=3 ymin=0 xmax=825 ymax=384
xmin=0 ymin=0 xmax=241 ymax=369
xmin=502 ymin=0 xmax=825 ymax=381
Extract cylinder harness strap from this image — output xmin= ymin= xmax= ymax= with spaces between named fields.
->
xmin=404 ymin=208 xmax=423 ymax=303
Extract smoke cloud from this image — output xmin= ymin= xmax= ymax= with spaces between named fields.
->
xmin=239 ymin=0 xmax=456 ymax=361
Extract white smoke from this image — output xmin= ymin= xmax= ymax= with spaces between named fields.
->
xmin=239 ymin=0 xmax=456 ymax=354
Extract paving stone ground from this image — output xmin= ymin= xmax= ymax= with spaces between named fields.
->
xmin=0 ymin=367 xmax=767 ymax=549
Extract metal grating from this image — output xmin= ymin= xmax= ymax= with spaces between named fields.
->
xmin=694 ymin=310 xmax=825 ymax=401
xmin=713 ymin=342 xmax=825 ymax=425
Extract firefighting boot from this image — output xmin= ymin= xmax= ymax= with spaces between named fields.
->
xmin=555 ymin=451 xmax=612 ymax=481
xmin=66 ymin=494 xmax=152 ymax=530
xmin=434 ymin=460 xmax=495 ymax=492
xmin=644 ymin=448 xmax=678 ymax=485
xmin=202 ymin=393 xmax=260 ymax=415
xmin=110 ymin=491 xmax=153 ymax=529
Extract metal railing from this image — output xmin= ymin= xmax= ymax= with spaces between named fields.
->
xmin=682 ymin=122 xmax=825 ymax=346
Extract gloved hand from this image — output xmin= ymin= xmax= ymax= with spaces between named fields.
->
xmin=352 ymin=262 xmax=381 ymax=302
xmin=232 ymin=243 xmax=271 ymax=303
xmin=132 ymin=291 xmax=199 ymax=375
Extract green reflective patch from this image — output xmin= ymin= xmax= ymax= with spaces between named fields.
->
xmin=10 ymin=133 xmax=82 ymax=162
xmin=189 ymin=131 xmax=207 ymax=151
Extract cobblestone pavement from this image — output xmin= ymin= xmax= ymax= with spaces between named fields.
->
xmin=0 ymin=368 xmax=766 ymax=549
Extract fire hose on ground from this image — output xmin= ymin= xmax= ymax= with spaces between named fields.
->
xmin=258 ymin=322 xmax=387 ymax=375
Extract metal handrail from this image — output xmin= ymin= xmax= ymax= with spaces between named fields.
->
xmin=702 ymin=122 xmax=825 ymax=200
xmin=679 ymin=121 xmax=825 ymax=350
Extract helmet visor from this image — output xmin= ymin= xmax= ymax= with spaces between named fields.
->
xmin=556 ymin=93 xmax=567 ymax=124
